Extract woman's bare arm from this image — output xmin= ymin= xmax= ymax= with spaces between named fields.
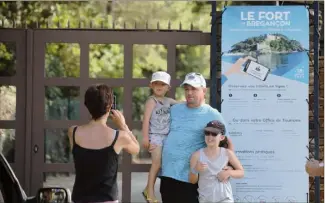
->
xmin=117 ymin=126 xmax=140 ymax=155
xmin=67 ymin=125 xmax=77 ymax=151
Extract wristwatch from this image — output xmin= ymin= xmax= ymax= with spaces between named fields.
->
xmin=191 ymin=168 xmax=199 ymax=175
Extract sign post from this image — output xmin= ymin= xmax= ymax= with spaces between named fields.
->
xmin=221 ymin=6 xmax=310 ymax=202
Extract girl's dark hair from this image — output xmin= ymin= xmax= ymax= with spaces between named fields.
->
xmin=84 ymin=84 xmax=113 ymax=120
xmin=219 ymin=136 xmax=228 ymax=148
xmin=213 ymin=120 xmax=228 ymax=148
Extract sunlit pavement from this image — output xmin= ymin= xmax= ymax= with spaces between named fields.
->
xmin=43 ymin=172 xmax=162 ymax=203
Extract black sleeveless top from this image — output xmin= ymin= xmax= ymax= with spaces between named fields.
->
xmin=71 ymin=126 xmax=119 ymax=202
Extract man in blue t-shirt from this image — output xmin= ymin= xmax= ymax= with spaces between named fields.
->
xmin=152 ymin=72 xmax=234 ymax=203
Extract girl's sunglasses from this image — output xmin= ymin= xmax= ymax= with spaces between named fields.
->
xmin=204 ymin=131 xmax=221 ymax=137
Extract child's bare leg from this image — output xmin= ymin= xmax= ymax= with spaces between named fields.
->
xmin=146 ymin=146 xmax=162 ymax=201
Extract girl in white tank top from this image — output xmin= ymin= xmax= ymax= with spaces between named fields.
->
xmin=189 ymin=120 xmax=245 ymax=203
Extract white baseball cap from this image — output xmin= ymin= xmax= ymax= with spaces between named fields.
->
xmin=150 ymin=71 xmax=171 ymax=86
xmin=180 ymin=72 xmax=206 ymax=88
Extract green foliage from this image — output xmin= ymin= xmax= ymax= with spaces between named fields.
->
xmin=0 ymin=129 xmax=15 ymax=163
xmin=45 ymin=87 xmax=80 ymax=120
xmin=45 ymin=129 xmax=71 ymax=164
xmin=0 ymin=42 xmax=16 ymax=76
xmin=45 ymin=43 xmax=80 ymax=77
xmin=269 ymin=38 xmax=305 ymax=52
xmin=176 ymin=45 xmax=210 ymax=79
xmin=133 ymin=45 xmax=167 ymax=78
xmin=229 ymin=33 xmax=305 ymax=53
xmin=132 ymin=87 xmax=150 ymax=121
xmin=230 ymin=34 xmax=267 ymax=53
xmin=89 ymin=44 xmax=124 ymax=78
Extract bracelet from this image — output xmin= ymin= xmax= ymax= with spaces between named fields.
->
xmin=191 ymin=168 xmax=199 ymax=175
xmin=122 ymin=125 xmax=132 ymax=134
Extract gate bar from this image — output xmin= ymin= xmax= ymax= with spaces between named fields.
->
xmin=210 ymin=1 xmax=218 ymax=110
xmin=313 ymin=1 xmax=320 ymax=203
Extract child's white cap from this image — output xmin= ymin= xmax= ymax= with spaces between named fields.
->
xmin=150 ymin=71 xmax=171 ymax=86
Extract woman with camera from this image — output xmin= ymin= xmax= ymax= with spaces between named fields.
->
xmin=68 ymin=84 xmax=140 ymax=203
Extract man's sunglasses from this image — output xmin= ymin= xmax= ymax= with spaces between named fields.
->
xmin=204 ymin=131 xmax=221 ymax=137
